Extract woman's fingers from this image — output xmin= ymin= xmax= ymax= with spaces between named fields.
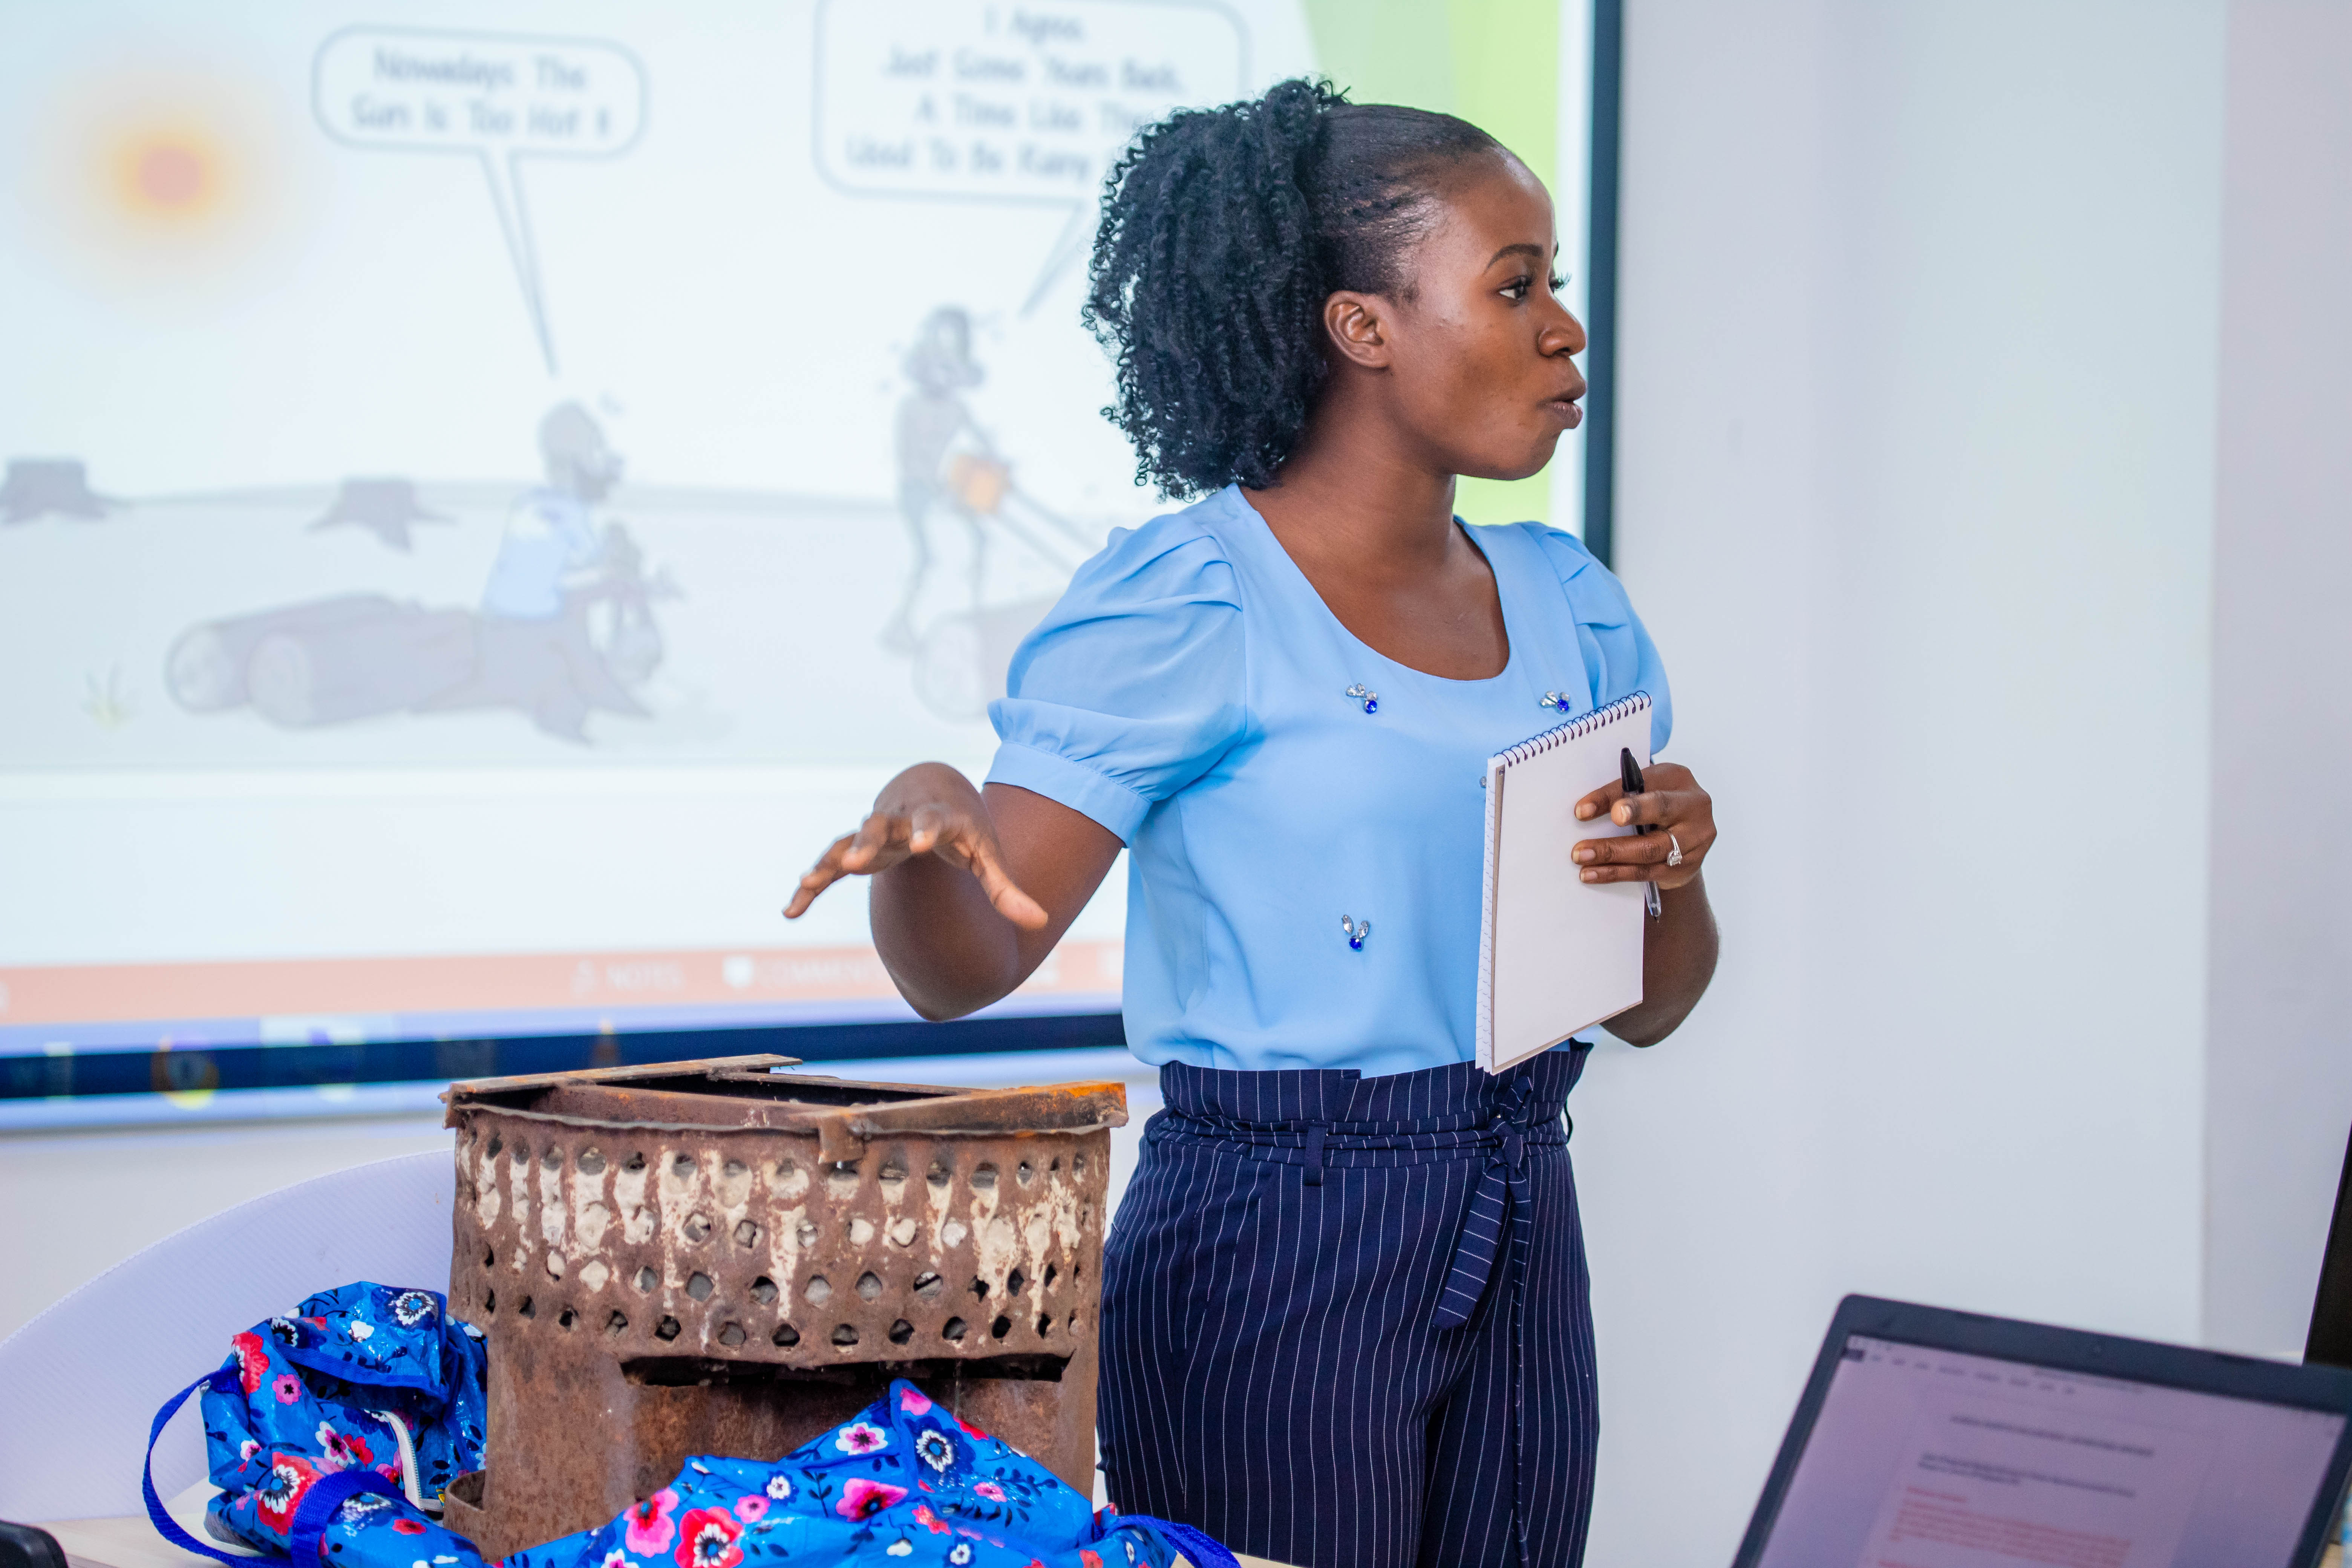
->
xmin=914 ymin=807 xmax=1050 ymax=931
xmin=1574 ymin=796 xmax=1715 ymax=885
xmin=789 ymin=805 xmax=1048 ymax=931
xmin=788 ymin=812 xmax=919 ymax=919
xmin=1573 ymin=781 xmax=1623 ymax=822
xmin=783 ymin=833 xmax=859 ymax=919
xmin=1610 ymin=790 xmax=1680 ymax=828
xmin=840 ymin=807 xmax=908 ymax=872
xmin=961 ymin=832 xmax=1051 ymax=931
xmin=1573 ymin=831 xmax=1670 ymax=873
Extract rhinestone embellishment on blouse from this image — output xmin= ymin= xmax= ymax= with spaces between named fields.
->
xmin=1539 ymin=691 xmax=1576 ymax=714
xmin=1345 ymin=683 xmax=1379 ymax=714
xmin=1340 ymin=914 xmax=1372 ymax=951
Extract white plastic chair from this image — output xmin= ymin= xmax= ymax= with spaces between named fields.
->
xmin=0 ymin=1150 xmax=453 ymax=1524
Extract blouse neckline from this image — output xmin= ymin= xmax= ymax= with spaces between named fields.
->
xmin=1220 ymin=486 xmax=1524 ymax=688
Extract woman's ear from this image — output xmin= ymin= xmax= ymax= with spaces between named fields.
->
xmin=1322 ymin=291 xmax=1393 ymax=371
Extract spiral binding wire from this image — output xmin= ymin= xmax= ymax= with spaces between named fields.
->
xmin=1492 ymin=691 xmax=1652 ymax=770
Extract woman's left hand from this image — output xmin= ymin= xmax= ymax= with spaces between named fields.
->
xmin=1571 ymin=762 xmax=1715 ymax=890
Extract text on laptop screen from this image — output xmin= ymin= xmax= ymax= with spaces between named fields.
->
xmin=1756 ymin=1334 xmax=2346 ymax=1568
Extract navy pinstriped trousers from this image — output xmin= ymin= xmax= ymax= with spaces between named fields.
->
xmin=1096 ymin=1047 xmax=1598 ymax=1568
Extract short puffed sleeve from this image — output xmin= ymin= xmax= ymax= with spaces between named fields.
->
xmin=986 ymin=513 xmax=1247 ymax=842
xmin=1524 ymin=524 xmax=1674 ymax=752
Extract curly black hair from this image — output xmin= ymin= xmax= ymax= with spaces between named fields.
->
xmin=1084 ymin=78 xmax=1504 ymax=498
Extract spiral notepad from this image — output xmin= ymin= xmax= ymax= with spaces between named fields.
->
xmin=1476 ymin=691 xmax=1655 ymax=1071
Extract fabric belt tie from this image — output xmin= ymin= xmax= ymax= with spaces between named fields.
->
xmin=1432 ymin=1080 xmax=1538 ymax=1331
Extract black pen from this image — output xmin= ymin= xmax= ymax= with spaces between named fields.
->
xmin=1620 ymin=747 xmax=1664 ymax=920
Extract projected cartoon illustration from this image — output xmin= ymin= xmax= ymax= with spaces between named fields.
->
xmin=888 ymin=306 xmax=994 ymax=654
xmin=162 ymin=404 xmax=677 ymax=742
xmin=0 ymin=1 xmax=1260 ymax=764
xmin=0 ymin=0 xmax=1396 ymax=1042
xmin=888 ymin=305 xmax=1110 ymax=720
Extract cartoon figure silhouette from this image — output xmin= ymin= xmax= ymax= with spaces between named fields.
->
xmin=483 ymin=401 xmax=622 ymax=619
xmin=885 ymin=306 xmax=1001 ymax=652
xmin=165 ymin=401 xmax=676 ymax=743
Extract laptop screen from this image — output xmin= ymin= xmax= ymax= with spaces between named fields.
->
xmin=1755 ymin=1333 xmax=2348 ymax=1567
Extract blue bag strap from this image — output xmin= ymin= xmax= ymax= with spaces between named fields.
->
xmin=287 ymin=1469 xmax=402 ymax=1568
xmin=142 ymin=1368 xmax=256 ymax=1567
xmin=1118 ymin=1516 xmax=1239 ymax=1568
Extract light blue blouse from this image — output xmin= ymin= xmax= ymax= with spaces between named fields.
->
xmin=986 ymin=484 xmax=1671 ymax=1076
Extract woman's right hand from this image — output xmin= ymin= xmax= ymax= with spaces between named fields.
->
xmin=783 ymin=762 xmax=1048 ymax=930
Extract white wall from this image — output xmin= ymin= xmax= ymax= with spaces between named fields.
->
xmin=2200 ymin=0 xmax=2352 ymax=1362
xmin=1579 ymin=1 xmax=2228 ymax=1561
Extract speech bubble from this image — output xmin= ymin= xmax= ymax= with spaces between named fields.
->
xmin=813 ymin=0 xmax=1248 ymax=312
xmin=313 ymin=26 xmax=647 ymax=373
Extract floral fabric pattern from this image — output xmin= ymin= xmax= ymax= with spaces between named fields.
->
xmin=475 ymin=1380 xmax=1192 ymax=1568
xmin=195 ymin=1281 xmax=488 ymax=1556
xmin=179 ymin=1286 xmax=1217 ymax=1568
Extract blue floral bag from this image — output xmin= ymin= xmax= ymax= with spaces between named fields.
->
xmin=142 ymin=1281 xmax=488 ymax=1564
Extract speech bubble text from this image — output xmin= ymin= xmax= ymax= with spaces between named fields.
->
xmin=814 ymin=0 xmax=1247 ymax=308
xmin=314 ymin=26 xmax=648 ymax=372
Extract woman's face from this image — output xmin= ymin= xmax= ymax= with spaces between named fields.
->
xmin=1336 ymin=152 xmax=1588 ymax=484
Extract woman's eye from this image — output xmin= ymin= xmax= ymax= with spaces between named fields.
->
xmin=1548 ymin=274 xmax=1567 ymax=292
xmin=1502 ymin=277 xmax=1532 ymax=302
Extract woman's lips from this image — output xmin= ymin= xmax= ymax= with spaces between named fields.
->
xmin=1548 ymin=398 xmax=1585 ymax=429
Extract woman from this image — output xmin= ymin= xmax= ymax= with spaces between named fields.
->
xmin=788 ymin=80 xmax=1720 ymax=1568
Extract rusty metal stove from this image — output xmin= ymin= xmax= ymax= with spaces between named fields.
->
xmin=438 ymin=1054 xmax=1125 ymax=1560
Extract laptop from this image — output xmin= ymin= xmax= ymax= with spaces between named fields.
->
xmin=1733 ymin=1295 xmax=2352 ymax=1567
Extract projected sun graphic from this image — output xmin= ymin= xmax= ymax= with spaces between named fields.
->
xmin=111 ymin=126 xmax=227 ymax=226
xmin=29 ymin=67 xmax=288 ymax=292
